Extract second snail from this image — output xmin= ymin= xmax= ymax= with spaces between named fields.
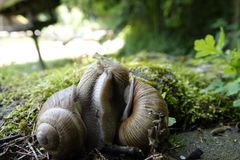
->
xmin=36 ymin=54 xmax=169 ymax=159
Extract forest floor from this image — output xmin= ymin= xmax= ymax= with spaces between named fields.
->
xmin=1 ymin=110 xmax=239 ymax=160
xmin=170 ymin=126 xmax=240 ymax=160
xmin=1 ymin=54 xmax=240 ymax=159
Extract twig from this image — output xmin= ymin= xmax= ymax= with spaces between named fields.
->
xmin=148 ymin=112 xmax=168 ymax=154
xmin=0 ymin=146 xmax=9 ymax=156
xmin=94 ymin=149 xmax=107 ymax=160
xmin=145 ymin=153 xmax=163 ymax=160
xmin=0 ymin=121 xmax=4 ymax=128
xmin=36 ymin=148 xmax=43 ymax=156
xmin=14 ymin=144 xmax=30 ymax=153
xmin=0 ymin=134 xmax=45 ymax=160
xmin=27 ymin=140 xmax=39 ymax=160
xmin=18 ymin=154 xmax=27 ymax=160
xmin=0 ymin=135 xmax=27 ymax=149
xmin=46 ymin=152 xmax=49 ymax=160
xmin=16 ymin=151 xmax=34 ymax=157
xmin=0 ymin=134 xmax=21 ymax=144
xmin=101 ymin=144 xmax=144 ymax=157
xmin=168 ymin=145 xmax=184 ymax=150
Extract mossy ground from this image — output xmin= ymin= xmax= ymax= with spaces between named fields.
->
xmin=0 ymin=53 xmax=239 ymax=139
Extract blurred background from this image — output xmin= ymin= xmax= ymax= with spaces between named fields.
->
xmin=0 ymin=0 xmax=239 ymax=69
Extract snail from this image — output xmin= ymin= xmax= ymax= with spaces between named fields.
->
xmin=36 ymin=85 xmax=87 ymax=159
xmin=118 ymin=78 xmax=169 ymax=152
xmin=36 ymin=54 xmax=169 ymax=158
xmin=77 ymin=54 xmax=129 ymax=150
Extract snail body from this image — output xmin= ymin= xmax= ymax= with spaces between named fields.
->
xmin=118 ymin=78 xmax=169 ymax=151
xmin=77 ymin=55 xmax=129 ymax=149
xmin=36 ymin=54 xmax=169 ymax=158
xmin=36 ymin=85 xmax=86 ymax=159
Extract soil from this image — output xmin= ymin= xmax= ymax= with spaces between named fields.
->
xmin=170 ymin=126 xmax=240 ymax=160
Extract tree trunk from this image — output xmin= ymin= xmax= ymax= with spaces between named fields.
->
xmin=231 ymin=0 xmax=240 ymax=48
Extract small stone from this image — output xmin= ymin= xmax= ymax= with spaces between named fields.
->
xmin=179 ymin=155 xmax=186 ymax=160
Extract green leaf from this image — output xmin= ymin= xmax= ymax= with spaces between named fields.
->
xmin=237 ymin=40 xmax=240 ymax=50
xmin=225 ymin=82 xmax=240 ymax=96
xmin=194 ymin=39 xmax=206 ymax=51
xmin=216 ymin=27 xmax=225 ymax=50
xmin=161 ymin=92 xmax=167 ymax=99
xmin=194 ymin=35 xmax=218 ymax=58
xmin=223 ymin=66 xmax=237 ymax=75
xmin=205 ymin=35 xmax=215 ymax=46
xmin=168 ymin=117 xmax=176 ymax=126
xmin=230 ymin=50 xmax=240 ymax=68
xmin=233 ymin=99 xmax=240 ymax=107
xmin=202 ymin=79 xmax=224 ymax=93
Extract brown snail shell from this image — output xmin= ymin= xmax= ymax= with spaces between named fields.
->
xmin=118 ymin=78 xmax=169 ymax=151
xmin=36 ymin=85 xmax=86 ymax=159
xmin=77 ymin=54 xmax=129 ymax=149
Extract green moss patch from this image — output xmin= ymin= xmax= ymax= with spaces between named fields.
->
xmin=0 ymin=55 xmax=239 ymax=137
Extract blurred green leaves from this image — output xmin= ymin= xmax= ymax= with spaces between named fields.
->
xmin=194 ymin=28 xmax=225 ymax=58
xmin=194 ymin=28 xmax=240 ymax=107
xmin=194 ymin=35 xmax=218 ymax=58
xmin=233 ymin=99 xmax=240 ymax=107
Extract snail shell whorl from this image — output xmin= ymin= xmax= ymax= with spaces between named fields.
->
xmin=119 ymin=79 xmax=168 ymax=151
xmin=36 ymin=86 xmax=86 ymax=158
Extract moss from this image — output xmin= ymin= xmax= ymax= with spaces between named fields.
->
xmin=0 ymin=59 xmax=92 ymax=138
xmin=123 ymin=56 xmax=239 ymax=126
xmin=0 ymin=55 xmax=240 ymax=137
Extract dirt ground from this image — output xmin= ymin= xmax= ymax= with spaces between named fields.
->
xmin=171 ymin=126 xmax=240 ymax=160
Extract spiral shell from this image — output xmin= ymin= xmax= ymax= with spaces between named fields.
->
xmin=36 ymin=85 xmax=86 ymax=158
xmin=77 ymin=54 xmax=129 ymax=149
xmin=118 ymin=78 xmax=168 ymax=151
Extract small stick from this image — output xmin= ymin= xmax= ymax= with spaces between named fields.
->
xmin=16 ymin=151 xmax=34 ymax=157
xmin=14 ymin=144 xmax=30 ymax=153
xmin=0 ymin=135 xmax=27 ymax=148
xmin=210 ymin=126 xmax=231 ymax=136
xmin=94 ymin=149 xmax=107 ymax=160
xmin=36 ymin=148 xmax=43 ymax=156
xmin=18 ymin=154 xmax=27 ymax=160
xmin=145 ymin=153 xmax=163 ymax=160
xmin=0 ymin=146 xmax=9 ymax=156
xmin=101 ymin=144 xmax=144 ymax=157
xmin=46 ymin=152 xmax=50 ymax=160
xmin=27 ymin=140 xmax=39 ymax=160
xmin=0 ymin=134 xmax=21 ymax=144
xmin=0 ymin=121 xmax=4 ymax=128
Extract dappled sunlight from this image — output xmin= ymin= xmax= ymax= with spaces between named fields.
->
xmin=0 ymin=34 xmax=124 ymax=67
xmin=1 ymin=1 xmax=240 ymax=160
xmin=0 ymin=4 xmax=124 ymax=67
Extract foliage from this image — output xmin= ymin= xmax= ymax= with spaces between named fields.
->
xmin=194 ymin=28 xmax=240 ymax=107
xmin=123 ymin=55 xmax=238 ymax=125
xmin=61 ymin=0 xmax=237 ymax=55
